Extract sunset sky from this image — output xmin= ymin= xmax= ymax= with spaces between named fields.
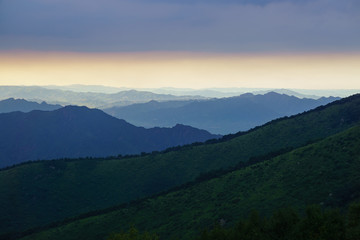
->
xmin=1 ymin=0 xmax=359 ymax=89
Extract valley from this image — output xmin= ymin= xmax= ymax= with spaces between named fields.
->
xmin=0 ymin=93 xmax=359 ymax=239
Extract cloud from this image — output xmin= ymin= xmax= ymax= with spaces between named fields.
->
xmin=0 ymin=0 xmax=359 ymax=52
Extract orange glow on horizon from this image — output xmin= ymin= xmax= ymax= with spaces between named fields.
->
xmin=1 ymin=51 xmax=359 ymax=89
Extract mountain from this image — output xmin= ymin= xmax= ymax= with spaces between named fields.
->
xmin=0 ymin=106 xmax=218 ymax=168
xmin=138 ymin=87 xmax=249 ymax=98
xmin=141 ymin=87 xmax=322 ymax=98
xmin=0 ymin=98 xmax=61 ymax=113
xmin=16 ymin=125 xmax=360 ymax=240
xmin=0 ymin=94 xmax=359 ymax=237
xmin=252 ymin=89 xmax=321 ymax=99
xmin=135 ymin=87 xmax=359 ymax=99
xmin=44 ymin=86 xmax=337 ymax=98
xmin=104 ymin=92 xmax=340 ymax=134
xmin=0 ymin=86 xmax=204 ymax=108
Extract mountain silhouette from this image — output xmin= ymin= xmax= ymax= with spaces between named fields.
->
xmin=0 ymin=106 xmax=218 ymax=168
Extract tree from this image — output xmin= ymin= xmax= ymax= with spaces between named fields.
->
xmin=266 ymin=207 xmax=299 ymax=240
xmin=347 ymin=202 xmax=360 ymax=240
xmin=107 ymin=227 xmax=159 ymax=240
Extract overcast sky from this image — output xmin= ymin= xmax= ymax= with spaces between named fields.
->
xmin=1 ymin=0 xmax=360 ymax=52
xmin=1 ymin=0 xmax=359 ymax=90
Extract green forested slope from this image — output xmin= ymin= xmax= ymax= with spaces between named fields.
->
xmin=1 ymin=94 xmax=359 ymax=236
xmin=18 ymin=125 xmax=360 ymax=240
xmin=195 ymin=203 xmax=360 ymax=240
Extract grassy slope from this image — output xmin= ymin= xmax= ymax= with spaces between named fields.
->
xmin=19 ymin=125 xmax=360 ymax=240
xmin=0 ymin=94 xmax=359 ymax=235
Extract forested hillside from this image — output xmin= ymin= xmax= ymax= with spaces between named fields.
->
xmin=0 ymin=94 xmax=359 ymax=238
xmin=16 ymin=125 xmax=360 ymax=240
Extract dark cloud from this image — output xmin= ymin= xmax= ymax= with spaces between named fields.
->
xmin=0 ymin=0 xmax=359 ymax=52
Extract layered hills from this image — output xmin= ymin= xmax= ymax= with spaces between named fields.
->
xmin=0 ymin=86 xmax=204 ymax=108
xmin=0 ymin=94 xmax=359 ymax=238
xmin=18 ymin=124 xmax=360 ymax=240
xmin=104 ymin=92 xmax=339 ymax=134
xmin=0 ymin=98 xmax=61 ymax=113
xmin=0 ymin=106 xmax=218 ymax=168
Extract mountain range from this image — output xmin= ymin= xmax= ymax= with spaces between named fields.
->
xmin=104 ymin=92 xmax=339 ymax=134
xmin=141 ymin=87 xmax=322 ymax=98
xmin=1 ymin=94 xmax=359 ymax=238
xmin=44 ymin=84 xmax=357 ymax=99
xmin=0 ymin=86 xmax=204 ymax=108
xmin=0 ymin=106 xmax=218 ymax=168
xmin=0 ymin=98 xmax=62 ymax=113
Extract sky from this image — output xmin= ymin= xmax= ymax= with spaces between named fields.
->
xmin=0 ymin=0 xmax=359 ymax=89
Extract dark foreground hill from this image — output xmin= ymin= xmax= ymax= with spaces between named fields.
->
xmin=0 ymin=98 xmax=61 ymax=113
xmin=104 ymin=92 xmax=339 ymax=134
xmin=0 ymin=106 xmax=218 ymax=168
xmin=17 ymin=125 xmax=360 ymax=240
xmin=0 ymin=94 xmax=359 ymax=237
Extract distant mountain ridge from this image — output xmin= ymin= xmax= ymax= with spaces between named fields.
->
xmin=141 ymin=87 xmax=322 ymax=98
xmin=0 ymin=86 xmax=205 ymax=108
xmin=0 ymin=106 xmax=218 ymax=168
xmin=104 ymin=92 xmax=340 ymax=134
xmin=252 ymin=89 xmax=321 ymax=99
xmin=0 ymin=98 xmax=62 ymax=113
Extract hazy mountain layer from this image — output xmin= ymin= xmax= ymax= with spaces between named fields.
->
xmin=0 ymin=98 xmax=61 ymax=113
xmin=104 ymin=92 xmax=339 ymax=134
xmin=0 ymin=86 xmax=204 ymax=108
